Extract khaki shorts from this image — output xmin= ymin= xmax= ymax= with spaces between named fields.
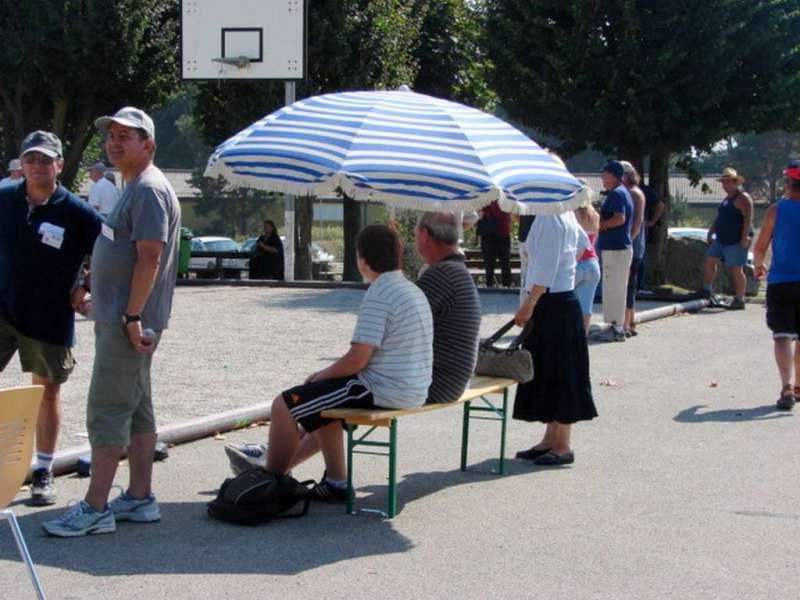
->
xmin=87 ymin=322 xmax=160 ymax=448
xmin=0 ymin=316 xmax=75 ymax=384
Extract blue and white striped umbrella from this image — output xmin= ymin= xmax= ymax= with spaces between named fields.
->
xmin=205 ymin=89 xmax=587 ymax=214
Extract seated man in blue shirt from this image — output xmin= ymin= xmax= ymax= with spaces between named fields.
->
xmin=264 ymin=224 xmax=433 ymax=501
xmin=0 ymin=131 xmax=102 ymax=505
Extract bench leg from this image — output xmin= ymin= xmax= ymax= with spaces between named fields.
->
xmin=345 ymin=423 xmax=355 ymax=515
xmin=460 ymin=400 xmax=471 ymax=471
xmin=499 ymin=388 xmax=508 ymax=475
xmin=387 ymin=418 xmax=398 ymax=519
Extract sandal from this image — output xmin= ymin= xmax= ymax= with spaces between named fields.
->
xmin=777 ymin=384 xmax=796 ymax=411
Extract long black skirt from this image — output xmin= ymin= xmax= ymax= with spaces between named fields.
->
xmin=513 ymin=290 xmax=597 ymax=424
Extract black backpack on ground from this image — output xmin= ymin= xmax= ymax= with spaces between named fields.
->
xmin=207 ymin=468 xmax=313 ymax=525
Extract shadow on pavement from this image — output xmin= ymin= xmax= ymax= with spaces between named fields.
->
xmin=673 ymin=404 xmax=791 ymax=423
xmin=355 ymin=458 xmax=547 ymax=516
xmin=0 ymin=500 xmax=412 ymax=576
xmin=259 ymin=290 xmax=362 ymax=314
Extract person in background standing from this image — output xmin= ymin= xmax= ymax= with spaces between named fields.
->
xmin=596 ymin=160 xmax=634 ymax=342
xmin=249 ymin=219 xmax=284 ymax=280
xmin=574 ymin=201 xmax=601 ymax=335
xmin=639 ymin=179 xmax=665 ymax=290
xmin=753 ymin=160 xmax=800 ymax=410
xmin=87 ymin=161 xmax=121 ymax=218
xmin=0 ymin=158 xmax=23 ymax=188
xmin=621 ymin=161 xmax=645 ymax=337
xmin=477 ymin=200 xmax=512 ymax=287
xmin=701 ymin=167 xmax=753 ymax=309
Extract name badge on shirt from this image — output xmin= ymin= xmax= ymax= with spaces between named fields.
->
xmin=101 ymin=223 xmax=115 ymax=241
xmin=38 ymin=222 xmax=65 ymax=250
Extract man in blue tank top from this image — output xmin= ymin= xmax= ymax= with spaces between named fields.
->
xmin=701 ymin=167 xmax=753 ymax=309
xmin=753 ymin=161 xmax=800 ymax=410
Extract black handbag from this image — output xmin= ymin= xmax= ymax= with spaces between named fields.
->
xmin=474 ymin=319 xmax=534 ymax=383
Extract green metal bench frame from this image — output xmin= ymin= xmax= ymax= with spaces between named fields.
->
xmin=342 ymin=388 xmax=509 ymax=518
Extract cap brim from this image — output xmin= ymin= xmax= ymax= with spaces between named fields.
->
xmin=21 ymin=146 xmax=60 ymax=158
xmin=94 ymin=116 xmax=143 ymax=132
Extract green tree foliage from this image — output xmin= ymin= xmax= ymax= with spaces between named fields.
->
xmin=485 ymin=0 xmax=800 ymax=282
xmin=0 ymin=1 xmax=179 ymax=189
xmin=412 ymin=0 xmax=496 ymax=110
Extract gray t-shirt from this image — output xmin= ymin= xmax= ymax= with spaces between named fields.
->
xmin=352 ymin=270 xmax=433 ymax=409
xmin=90 ymin=165 xmax=181 ymax=330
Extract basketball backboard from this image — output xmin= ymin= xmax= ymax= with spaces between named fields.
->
xmin=181 ymin=0 xmax=306 ymax=80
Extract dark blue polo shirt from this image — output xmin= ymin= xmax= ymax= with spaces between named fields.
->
xmin=0 ymin=180 xmax=103 ymax=346
xmin=597 ymin=185 xmax=634 ymax=251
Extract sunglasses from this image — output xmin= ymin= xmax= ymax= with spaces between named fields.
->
xmin=23 ymin=154 xmax=56 ymax=166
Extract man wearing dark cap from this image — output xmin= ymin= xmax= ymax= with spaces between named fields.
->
xmin=753 ymin=161 xmax=800 ymax=410
xmin=87 ymin=161 xmax=121 ymax=218
xmin=44 ymin=107 xmax=181 ymax=537
xmin=597 ymin=160 xmax=634 ymax=341
xmin=0 ymin=131 xmax=103 ymax=506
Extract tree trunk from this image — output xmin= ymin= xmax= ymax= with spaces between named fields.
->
xmin=294 ymin=195 xmax=313 ymax=280
xmin=60 ymin=118 xmax=95 ymax=191
xmin=342 ymin=195 xmax=361 ymax=281
xmin=647 ymin=146 xmax=671 ymax=286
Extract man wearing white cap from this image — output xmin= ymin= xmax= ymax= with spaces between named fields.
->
xmin=0 ymin=158 xmax=23 ymax=188
xmin=44 ymin=107 xmax=181 ymax=538
xmin=0 ymin=131 xmax=103 ymax=506
xmin=87 ymin=161 xmax=121 ymax=218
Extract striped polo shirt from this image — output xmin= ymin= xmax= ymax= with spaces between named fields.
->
xmin=417 ymin=254 xmax=481 ymax=403
xmin=353 ymin=270 xmax=433 ymax=409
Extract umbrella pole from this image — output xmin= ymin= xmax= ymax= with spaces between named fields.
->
xmin=283 ymin=81 xmax=297 ymax=281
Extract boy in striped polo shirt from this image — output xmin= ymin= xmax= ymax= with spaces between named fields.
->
xmin=265 ymin=224 xmax=433 ymax=501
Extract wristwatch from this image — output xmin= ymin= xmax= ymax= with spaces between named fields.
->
xmin=123 ymin=313 xmax=141 ymax=324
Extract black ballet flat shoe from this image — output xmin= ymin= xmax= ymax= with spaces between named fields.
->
xmin=533 ymin=450 xmax=575 ymax=466
xmin=515 ymin=447 xmax=552 ymax=461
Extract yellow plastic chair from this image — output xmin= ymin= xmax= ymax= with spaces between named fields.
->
xmin=0 ymin=385 xmax=46 ymax=600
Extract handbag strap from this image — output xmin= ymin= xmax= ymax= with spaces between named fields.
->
xmin=481 ymin=319 xmax=533 ymax=351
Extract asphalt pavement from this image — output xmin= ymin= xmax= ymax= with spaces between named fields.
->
xmin=2 ymin=298 xmax=797 ymax=600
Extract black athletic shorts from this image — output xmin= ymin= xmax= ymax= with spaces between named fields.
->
xmin=766 ymin=281 xmax=800 ymax=339
xmin=282 ymin=375 xmax=375 ymax=432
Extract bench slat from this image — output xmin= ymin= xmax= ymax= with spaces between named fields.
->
xmin=322 ymin=375 xmax=516 ymax=424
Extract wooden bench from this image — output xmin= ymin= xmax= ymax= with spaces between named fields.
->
xmin=321 ymin=375 xmax=517 ymax=518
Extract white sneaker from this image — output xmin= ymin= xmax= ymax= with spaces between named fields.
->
xmin=42 ymin=500 xmax=116 ymax=537
xmin=224 ymin=442 xmax=267 ymax=475
xmin=108 ymin=487 xmax=161 ymax=523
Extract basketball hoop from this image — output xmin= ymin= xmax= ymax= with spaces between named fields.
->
xmin=212 ymin=56 xmax=251 ymax=69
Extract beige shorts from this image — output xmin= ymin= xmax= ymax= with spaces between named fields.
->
xmin=0 ymin=315 xmax=75 ymax=383
xmin=87 ymin=322 xmax=160 ymax=448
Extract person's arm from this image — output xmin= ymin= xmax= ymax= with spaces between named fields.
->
xmin=599 ymin=212 xmax=625 ymax=231
xmin=517 ymin=218 xmax=559 ymax=325
xmin=306 ymin=343 xmax=375 ymax=383
xmin=125 ymin=239 xmax=164 ymax=353
xmin=598 ymin=192 xmax=626 ymax=231
xmin=753 ymin=203 xmax=776 ymax=280
xmin=630 ymin=188 xmax=645 ymax=240
xmin=736 ymin=192 xmax=754 ymax=248
xmin=515 ymin=284 xmax=548 ymax=326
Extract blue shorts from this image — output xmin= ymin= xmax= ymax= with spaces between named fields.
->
xmin=707 ymin=241 xmax=748 ymax=267
xmin=574 ymin=258 xmax=601 ymax=316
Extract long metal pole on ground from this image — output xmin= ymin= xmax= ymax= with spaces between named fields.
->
xmin=283 ymin=80 xmax=296 ymax=281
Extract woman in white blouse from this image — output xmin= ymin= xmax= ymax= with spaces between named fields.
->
xmin=513 ymin=211 xmax=598 ymax=465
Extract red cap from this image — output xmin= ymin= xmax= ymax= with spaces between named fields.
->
xmin=784 ymin=160 xmax=800 ymax=180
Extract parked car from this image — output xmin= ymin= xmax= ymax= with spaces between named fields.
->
xmin=190 ymin=236 xmax=249 ymax=278
xmin=667 ymin=227 xmax=754 ymax=266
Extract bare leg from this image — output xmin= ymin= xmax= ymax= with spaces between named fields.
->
xmin=551 ymin=423 xmax=572 ymax=454
xmin=703 ymin=256 xmax=719 ymax=287
xmin=85 ymin=445 xmax=124 ymax=511
xmin=314 ymin=421 xmax=346 ymax=480
xmin=775 ymin=337 xmax=794 ymax=388
xmin=583 ymin=314 xmax=591 ymax=336
xmin=287 ymin=432 xmax=322 ymax=470
xmin=794 ymin=341 xmax=800 ymax=391
xmin=624 ymin=307 xmax=635 ymax=332
xmin=127 ymin=431 xmax=157 ymax=499
xmin=729 ymin=266 xmax=746 ymax=298
xmin=265 ymin=394 xmax=301 ymax=474
xmin=31 ymin=375 xmax=60 ymax=456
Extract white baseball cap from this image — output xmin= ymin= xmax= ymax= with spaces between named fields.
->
xmin=95 ymin=106 xmax=155 ymax=140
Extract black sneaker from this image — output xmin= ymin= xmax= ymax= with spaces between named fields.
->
xmin=31 ymin=468 xmax=57 ymax=506
xmin=728 ymin=298 xmax=746 ymax=310
xmin=310 ymin=478 xmax=348 ymax=503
